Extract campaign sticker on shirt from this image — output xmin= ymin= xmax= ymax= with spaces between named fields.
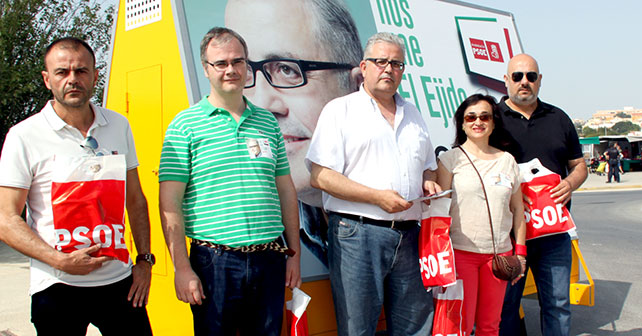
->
xmin=246 ymin=138 xmax=273 ymax=159
xmin=489 ymin=172 xmax=512 ymax=188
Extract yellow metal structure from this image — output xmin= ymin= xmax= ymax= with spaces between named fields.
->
xmin=522 ymin=238 xmax=594 ymax=306
xmin=106 ymin=0 xmax=193 ymax=334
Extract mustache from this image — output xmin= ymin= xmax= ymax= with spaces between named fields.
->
xmin=64 ymin=84 xmax=84 ymax=93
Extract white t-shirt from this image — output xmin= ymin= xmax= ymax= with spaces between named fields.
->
xmin=0 ymin=101 xmax=139 ymax=294
xmin=306 ymin=87 xmax=436 ymax=221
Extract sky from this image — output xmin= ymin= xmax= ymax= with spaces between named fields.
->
xmin=469 ymin=0 xmax=642 ymax=121
xmin=102 ymin=0 xmax=640 ymax=121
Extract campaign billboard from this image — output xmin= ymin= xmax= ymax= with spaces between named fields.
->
xmin=173 ymin=0 xmax=523 ymax=280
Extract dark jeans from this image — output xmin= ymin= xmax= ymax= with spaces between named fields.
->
xmin=189 ymin=242 xmax=286 ymax=336
xmin=31 ymin=275 xmax=152 ymax=336
xmin=608 ymin=161 xmax=620 ymax=182
xmin=500 ymin=233 xmax=572 ymax=336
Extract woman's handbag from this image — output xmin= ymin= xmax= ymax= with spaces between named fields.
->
xmin=457 ymin=146 xmax=521 ymax=281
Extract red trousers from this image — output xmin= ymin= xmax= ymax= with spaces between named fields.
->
xmin=454 ymin=249 xmax=510 ymax=336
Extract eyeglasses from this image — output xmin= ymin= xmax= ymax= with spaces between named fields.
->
xmin=244 ymin=58 xmax=353 ymax=89
xmin=205 ymin=58 xmax=248 ymax=72
xmin=511 ymin=71 xmax=538 ymax=83
xmin=80 ymin=136 xmax=105 ymax=156
xmin=365 ymin=58 xmax=405 ymax=71
xmin=463 ymin=114 xmax=492 ymax=123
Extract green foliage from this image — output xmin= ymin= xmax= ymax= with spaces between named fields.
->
xmin=0 ymin=0 xmax=114 ymax=148
xmin=581 ymin=126 xmax=608 ymax=137
xmin=581 ymin=121 xmax=641 ymax=137
xmin=611 ymin=121 xmax=641 ymax=135
xmin=615 ymin=112 xmax=631 ymax=119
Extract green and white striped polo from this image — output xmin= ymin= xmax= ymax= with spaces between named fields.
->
xmin=159 ymin=97 xmax=290 ymax=247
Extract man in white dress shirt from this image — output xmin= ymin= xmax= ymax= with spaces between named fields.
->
xmin=306 ymin=32 xmax=440 ymax=336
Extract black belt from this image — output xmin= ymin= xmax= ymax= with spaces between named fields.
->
xmin=331 ymin=212 xmax=418 ymax=230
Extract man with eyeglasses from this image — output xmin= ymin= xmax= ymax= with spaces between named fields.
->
xmin=306 ymin=32 xmax=439 ymax=335
xmin=225 ymin=0 xmax=363 ymax=268
xmin=498 ymin=54 xmax=587 ymax=336
xmin=0 ymin=37 xmax=153 ymax=335
xmin=158 ymin=27 xmax=300 ymax=335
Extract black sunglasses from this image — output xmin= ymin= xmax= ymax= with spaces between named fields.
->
xmin=511 ymin=71 xmax=538 ymax=83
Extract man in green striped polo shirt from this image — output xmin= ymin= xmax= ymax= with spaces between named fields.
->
xmin=158 ymin=27 xmax=301 ymax=336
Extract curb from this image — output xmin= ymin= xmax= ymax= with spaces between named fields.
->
xmin=576 ymin=185 xmax=642 ymax=192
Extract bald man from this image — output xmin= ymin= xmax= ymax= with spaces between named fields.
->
xmin=498 ymin=54 xmax=587 ymax=336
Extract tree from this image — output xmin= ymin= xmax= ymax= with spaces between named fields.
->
xmin=611 ymin=121 xmax=641 ymax=135
xmin=615 ymin=112 xmax=631 ymax=119
xmin=0 ymin=0 xmax=114 ymax=149
xmin=581 ymin=126 xmax=613 ymax=137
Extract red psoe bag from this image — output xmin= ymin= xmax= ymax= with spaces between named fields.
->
xmin=432 ymin=279 xmax=466 ymax=336
xmin=519 ymin=158 xmax=576 ymax=240
xmin=419 ymin=198 xmax=456 ymax=288
xmin=286 ymin=287 xmax=311 ymax=336
xmin=51 ymin=155 xmax=130 ymax=264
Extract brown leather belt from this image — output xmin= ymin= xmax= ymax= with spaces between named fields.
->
xmin=191 ymin=238 xmax=296 ymax=257
xmin=331 ymin=212 xmax=418 ymax=230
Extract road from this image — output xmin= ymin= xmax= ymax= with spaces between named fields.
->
xmin=522 ymin=189 xmax=642 ymax=335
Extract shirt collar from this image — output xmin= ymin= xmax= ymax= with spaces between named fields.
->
xmin=358 ymin=84 xmax=405 ymax=109
xmin=43 ymin=101 xmax=106 ymax=132
xmin=197 ymin=95 xmax=254 ymax=117
xmin=500 ymin=96 xmax=549 ymax=118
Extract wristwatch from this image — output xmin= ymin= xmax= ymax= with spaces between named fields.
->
xmin=136 ymin=253 xmax=156 ymax=266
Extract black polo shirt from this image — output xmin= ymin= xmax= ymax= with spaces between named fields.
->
xmin=499 ymin=97 xmax=582 ymax=179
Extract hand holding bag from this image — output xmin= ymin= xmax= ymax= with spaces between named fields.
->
xmin=457 ymin=147 xmax=521 ymax=281
xmin=286 ymin=287 xmax=311 ymax=336
xmin=418 ymin=198 xmax=457 ymax=288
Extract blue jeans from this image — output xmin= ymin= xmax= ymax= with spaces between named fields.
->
xmin=500 ymin=233 xmax=572 ymax=336
xmin=31 ymin=275 xmax=152 ymax=336
xmin=189 ymin=243 xmax=286 ymax=336
xmin=327 ymin=213 xmax=433 ymax=336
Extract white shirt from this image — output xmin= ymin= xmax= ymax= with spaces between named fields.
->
xmin=306 ymin=87 xmax=436 ymax=221
xmin=0 ymin=101 xmax=138 ymax=294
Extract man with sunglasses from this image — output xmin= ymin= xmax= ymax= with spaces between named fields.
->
xmin=306 ymin=32 xmax=439 ymax=335
xmin=158 ymin=27 xmax=300 ymax=335
xmin=499 ymin=54 xmax=587 ymax=336
xmin=225 ymin=0 xmax=363 ymax=269
xmin=0 ymin=37 xmax=153 ymax=335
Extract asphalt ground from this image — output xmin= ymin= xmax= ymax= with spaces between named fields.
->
xmin=1 ymin=170 xmax=641 ymax=336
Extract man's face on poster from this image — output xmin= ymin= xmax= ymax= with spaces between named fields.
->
xmin=226 ymin=0 xmax=351 ymax=207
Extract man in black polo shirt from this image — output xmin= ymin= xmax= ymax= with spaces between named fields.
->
xmin=498 ymin=54 xmax=587 ymax=336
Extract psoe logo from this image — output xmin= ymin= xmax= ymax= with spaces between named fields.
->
xmin=469 ymin=38 xmax=504 ymax=63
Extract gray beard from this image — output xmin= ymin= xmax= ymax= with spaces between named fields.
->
xmin=510 ymin=93 xmax=537 ymax=106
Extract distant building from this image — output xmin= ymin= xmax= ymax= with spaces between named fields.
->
xmin=584 ymin=107 xmax=642 ymax=129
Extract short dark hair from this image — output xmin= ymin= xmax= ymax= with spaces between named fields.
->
xmin=200 ymin=27 xmax=248 ymax=65
xmin=44 ymin=37 xmax=96 ymax=68
xmin=453 ymin=94 xmax=512 ymax=151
